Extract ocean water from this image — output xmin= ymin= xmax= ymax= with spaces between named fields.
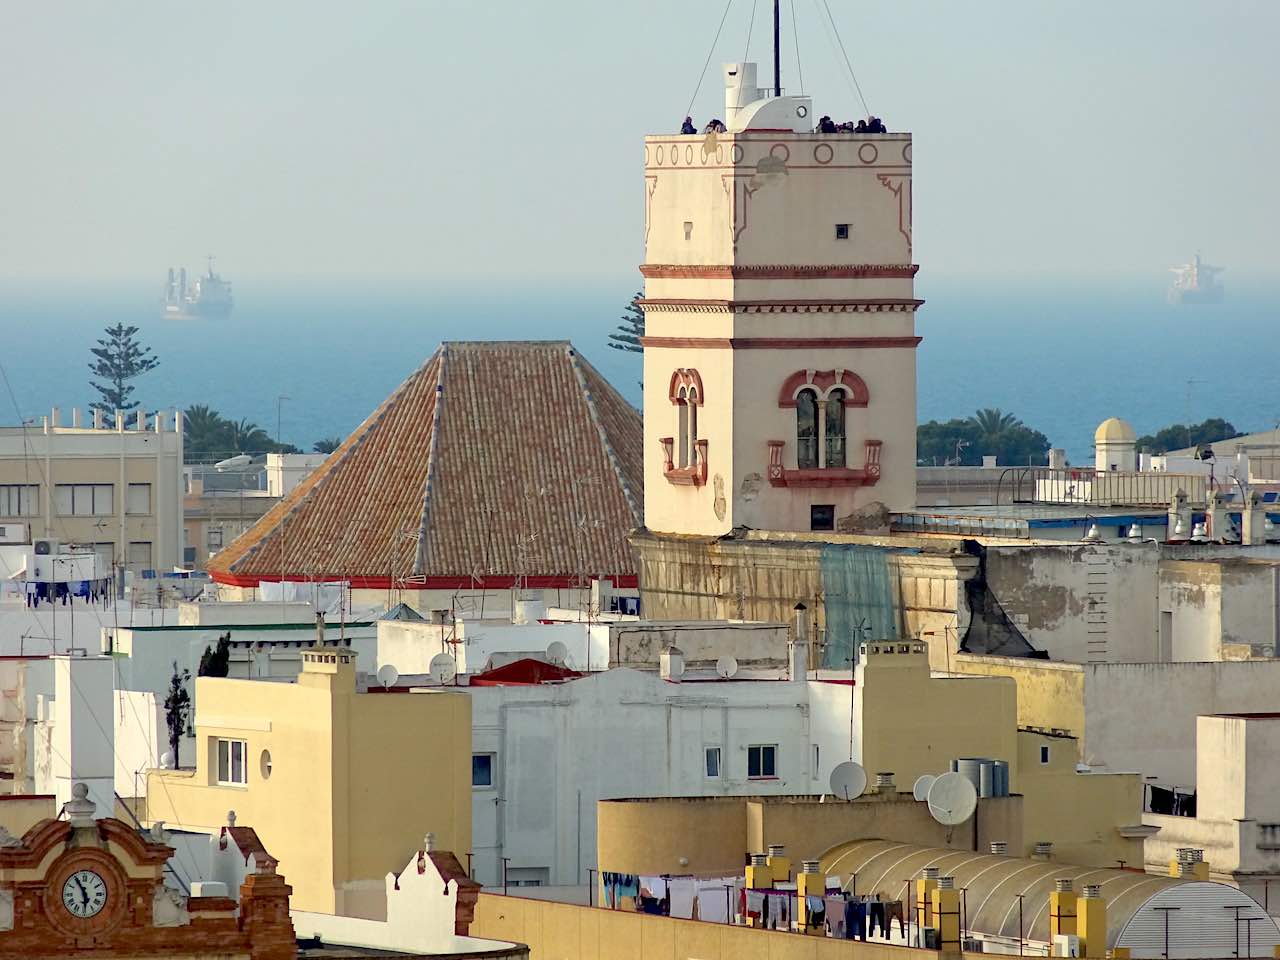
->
xmin=0 ymin=275 xmax=1274 ymax=464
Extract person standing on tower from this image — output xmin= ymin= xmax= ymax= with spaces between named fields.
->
xmin=681 ymin=116 xmax=697 ymax=134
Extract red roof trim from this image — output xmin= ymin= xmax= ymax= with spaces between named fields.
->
xmin=209 ymin=572 xmax=638 ymax=590
xmin=469 ymin=658 xmax=584 ymax=686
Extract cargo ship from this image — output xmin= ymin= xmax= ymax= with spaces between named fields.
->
xmin=162 ymin=257 xmax=233 ymax=319
xmin=1168 ymin=253 xmax=1224 ymax=305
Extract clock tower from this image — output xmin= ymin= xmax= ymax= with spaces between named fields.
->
xmin=641 ymin=62 xmax=919 ymax=536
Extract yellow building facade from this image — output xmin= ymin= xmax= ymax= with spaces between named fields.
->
xmin=147 ymin=648 xmax=471 ymax=918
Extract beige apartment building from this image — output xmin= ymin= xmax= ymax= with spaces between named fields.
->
xmin=0 ymin=407 xmax=183 ymax=576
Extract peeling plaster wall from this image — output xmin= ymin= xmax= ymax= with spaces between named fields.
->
xmin=984 ymin=544 xmax=1160 ymax=662
xmin=630 ymin=530 xmax=976 ymax=669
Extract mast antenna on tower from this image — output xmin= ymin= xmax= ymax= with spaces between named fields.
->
xmin=773 ymin=0 xmax=781 ymax=95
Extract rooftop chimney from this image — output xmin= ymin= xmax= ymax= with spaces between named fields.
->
xmin=801 ymin=860 xmax=820 ymax=875
xmin=922 ymin=867 xmax=940 ymax=880
xmin=990 ymin=841 xmax=1008 ymax=856
xmin=659 ymin=646 xmax=685 ymax=682
xmin=875 ymin=772 xmax=896 ymax=794
xmin=1033 ymin=842 xmax=1053 ymax=860
xmin=1048 ymin=448 xmax=1067 ymax=470
xmin=1055 ymin=879 xmax=1074 ymax=893
xmin=937 ymin=876 xmax=955 ymax=890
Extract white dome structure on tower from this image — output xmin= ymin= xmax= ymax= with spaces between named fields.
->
xmin=1095 ymin=417 xmax=1138 ymax=472
xmin=1095 ymin=417 xmax=1137 ymax=445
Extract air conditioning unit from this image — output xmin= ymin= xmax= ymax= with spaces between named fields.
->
xmin=34 ymin=538 xmax=60 ymax=556
xmin=0 ymin=523 xmax=27 ymax=544
xmin=1053 ymin=934 xmax=1081 ymax=957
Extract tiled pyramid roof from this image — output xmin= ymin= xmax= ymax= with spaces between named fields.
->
xmin=208 ymin=341 xmax=642 ymax=589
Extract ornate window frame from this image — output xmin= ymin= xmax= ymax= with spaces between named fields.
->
xmin=660 ymin=368 xmax=708 ymax=486
xmin=768 ymin=369 xmax=880 ymax=488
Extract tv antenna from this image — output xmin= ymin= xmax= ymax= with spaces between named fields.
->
xmin=428 ymin=652 xmax=457 ymax=685
xmin=912 ymin=774 xmax=937 ymax=802
xmin=927 ymin=772 xmax=978 ymax=826
xmin=828 ymin=761 xmax=868 ymax=802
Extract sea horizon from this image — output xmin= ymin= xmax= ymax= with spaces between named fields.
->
xmin=2 ymin=272 xmax=1275 ymax=465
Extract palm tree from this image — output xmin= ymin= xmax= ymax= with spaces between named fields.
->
xmin=313 ymin=437 xmax=342 ymax=454
xmin=229 ymin=418 xmax=272 ymax=454
xmin=184 ymin=405 xmax=232 ymax=460
xmin=968 ymin=408 xmax=1022 ymax=437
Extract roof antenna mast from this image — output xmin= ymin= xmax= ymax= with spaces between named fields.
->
xmin=773 ymin=0 xmax=782 ymax=96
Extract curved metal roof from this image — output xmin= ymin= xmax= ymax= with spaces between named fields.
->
xmin=821 ymin=839 xmax=1185 ymax=947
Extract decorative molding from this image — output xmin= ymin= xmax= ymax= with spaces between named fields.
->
xmin=778 ymin=370 xmax=869 ymax=408
xmin=667 ymin=368 xmax=705 ymax=405
xmin=768 ymin=439 xmax=883 ymax=488
xmin=877 ymin=173 xmax=913 ymax=255
xmin=659 ymin=437 xmax=708 ymax=487
xmin=638 ymin=298 xmax=924 ymax=314
xmin=643 ymin=176 xmax=658 ymax=245
xmin=641 ymin=335 xmax=922 ymax=350
xmin=640 ymin=263 xmax=918 ymax=279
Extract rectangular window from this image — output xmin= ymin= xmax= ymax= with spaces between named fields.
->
xmin=216 ymin=738 xmax=247 ymax=785
xmin=208 ymin=527 xmax=224 ymax=549
xmin=812 ymin=744 xmax=820 ymax=777
xmin=126 ymin=482 xmax=151 ymax=515
xmin=0 ymin=485 xmax=38 ymax=517
xmin=748 ymin=744 xmax=778 ymax=779
xmin=127 ymin=541 xmax=152 ymax=571
xmin=472 ymin=753 xmax=494 ymax=788
xmin=705 ymin=747 xmax=722 ymax=778
xmin=54 ymin=483 xmax=113 ymax=517
xmin=835 ymin=223 xmax=850 ymax=240
xmin=1040 ymin=745 xmax=1051 ymax=765
xmin=811 ymin=505 xmax=835 ymax=531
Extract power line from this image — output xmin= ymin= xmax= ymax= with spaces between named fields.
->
xmin=790 ymin=0 xmax=805 ymax=94
xmin=742 ymin=0 xmax=759 ymax=65
xmin=685 ymin=0 xmax=737 ymax=119
xmin=819 ymin=0 xmax=871 ymax=117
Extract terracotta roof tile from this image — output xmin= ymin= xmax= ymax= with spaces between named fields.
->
xmin=209 ymin=342 xmax=642 ymax=588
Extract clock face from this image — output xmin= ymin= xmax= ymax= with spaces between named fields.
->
xmin=61 ymin=869 xmax=108 ymax=919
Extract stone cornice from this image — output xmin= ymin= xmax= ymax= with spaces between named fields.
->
xmin=638 ymin=298 xmax=924 ymax=314
xmin=640 ymin=264 xmax=918 ymax=279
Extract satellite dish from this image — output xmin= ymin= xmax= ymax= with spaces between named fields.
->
xmin=376 ymin=664 xmax=399 ymax=690
xmin=715 ymin=655 xmax=739 ymax=679
xmin=828 ymin=761 xmax=868 ymax=801
xmin=927 ymin=772 xmax=978 ymax=826
xmin=546 ymin=640 xmax=569 ymax=665
xmin=428 ymin=653 xmax=457 ymax=685
xmin=912 ymin=774 xmax=936 ymax=802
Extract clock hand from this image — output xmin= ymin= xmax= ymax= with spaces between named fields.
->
xmin=74 ymin=876 xmax=89 ymax=905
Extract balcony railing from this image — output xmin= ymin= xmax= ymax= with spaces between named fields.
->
xmin=997 ymin=467 xmax=1210 ymax=508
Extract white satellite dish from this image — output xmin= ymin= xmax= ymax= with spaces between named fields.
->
xmin=927 ymin=772 xmax=978 ymax=826
xmin=376 ymin=664 xmax=399 ymax=690
xmin=428 ymin=652 xmax=457 ymax=685
xmin=715 ymin=655 xmax=739 ymax=679
xmin=546 ymin=640 xmax=569 ymax=665
xmin=912 ymin=774 xmax=936 ymax=802
xmin=828 ymin=761 xmax=868 ymax=801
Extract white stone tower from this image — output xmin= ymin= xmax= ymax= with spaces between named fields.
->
xmin=1094 ymin=418 xmax=1137 ymax=472
xmin=641 ymin=65 xmax=919 ymax=536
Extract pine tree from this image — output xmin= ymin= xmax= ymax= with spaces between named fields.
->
xmin=606 ymin=292 xmax=645 ymax=353
xmin=88 ymin=323 xmax=160 ymax=413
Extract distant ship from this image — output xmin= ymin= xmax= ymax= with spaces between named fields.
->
xmin=162 ymin=257 xmax=233 ymax=319
xmin=1168 ymin=253 xmax=1224 ymax=305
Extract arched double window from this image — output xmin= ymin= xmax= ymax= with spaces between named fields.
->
xmin=825 ymin=388 xmax=848 ymax=468
xmin=676 ymin=385 xmax=699 ymax=468
xmin=796 ymin=389 xmax=819 ymax=469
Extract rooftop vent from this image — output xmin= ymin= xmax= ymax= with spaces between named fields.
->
xmin=875 ymin=772 xmax=896 ymax=793
xmin=750 ymin=853 xmax=768 ymax=867
xmin=768 ymin=844 xmax=786 ymax=857
xmin=801 ymin=860 xmax=820 ymax=875
xmin=1034 ymin=842 xmax=1054 ymax=859
xmin=938 ymin=876 xmax=955 ymax=891
xmin=1055 ymin=879 xmax=1074 ymax=893
xmin=922 ymin=867 xmax=940 ymax=880
xmin=1082 ymin=885 xmax=1101 ymax=899
xmin=990 ymin=842 xmax=1008 ymax=856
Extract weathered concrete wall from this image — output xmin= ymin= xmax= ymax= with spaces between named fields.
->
xmin=630 ymin=529 xmax=977 ymax=670
xmin=984 ymin=543 xmax=1160 ymax=663
xmin=1083 ymin=660 xmax=1280 ymax=786
xmin=1158 ymin=560 xmax=1223 ymax=661
xmin=596 ymin=793 xmax=1021 ymax=879
xmin=950 ymin=653 xmax=1086 ymax=737
xmin=472 ymin=892 xmax=937 ymax=960
xmin=608 ymin=620 xmax=789 ymax=670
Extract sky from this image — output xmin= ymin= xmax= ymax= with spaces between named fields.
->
xmin=1 ymin=1 xmax=1278 ymax=287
